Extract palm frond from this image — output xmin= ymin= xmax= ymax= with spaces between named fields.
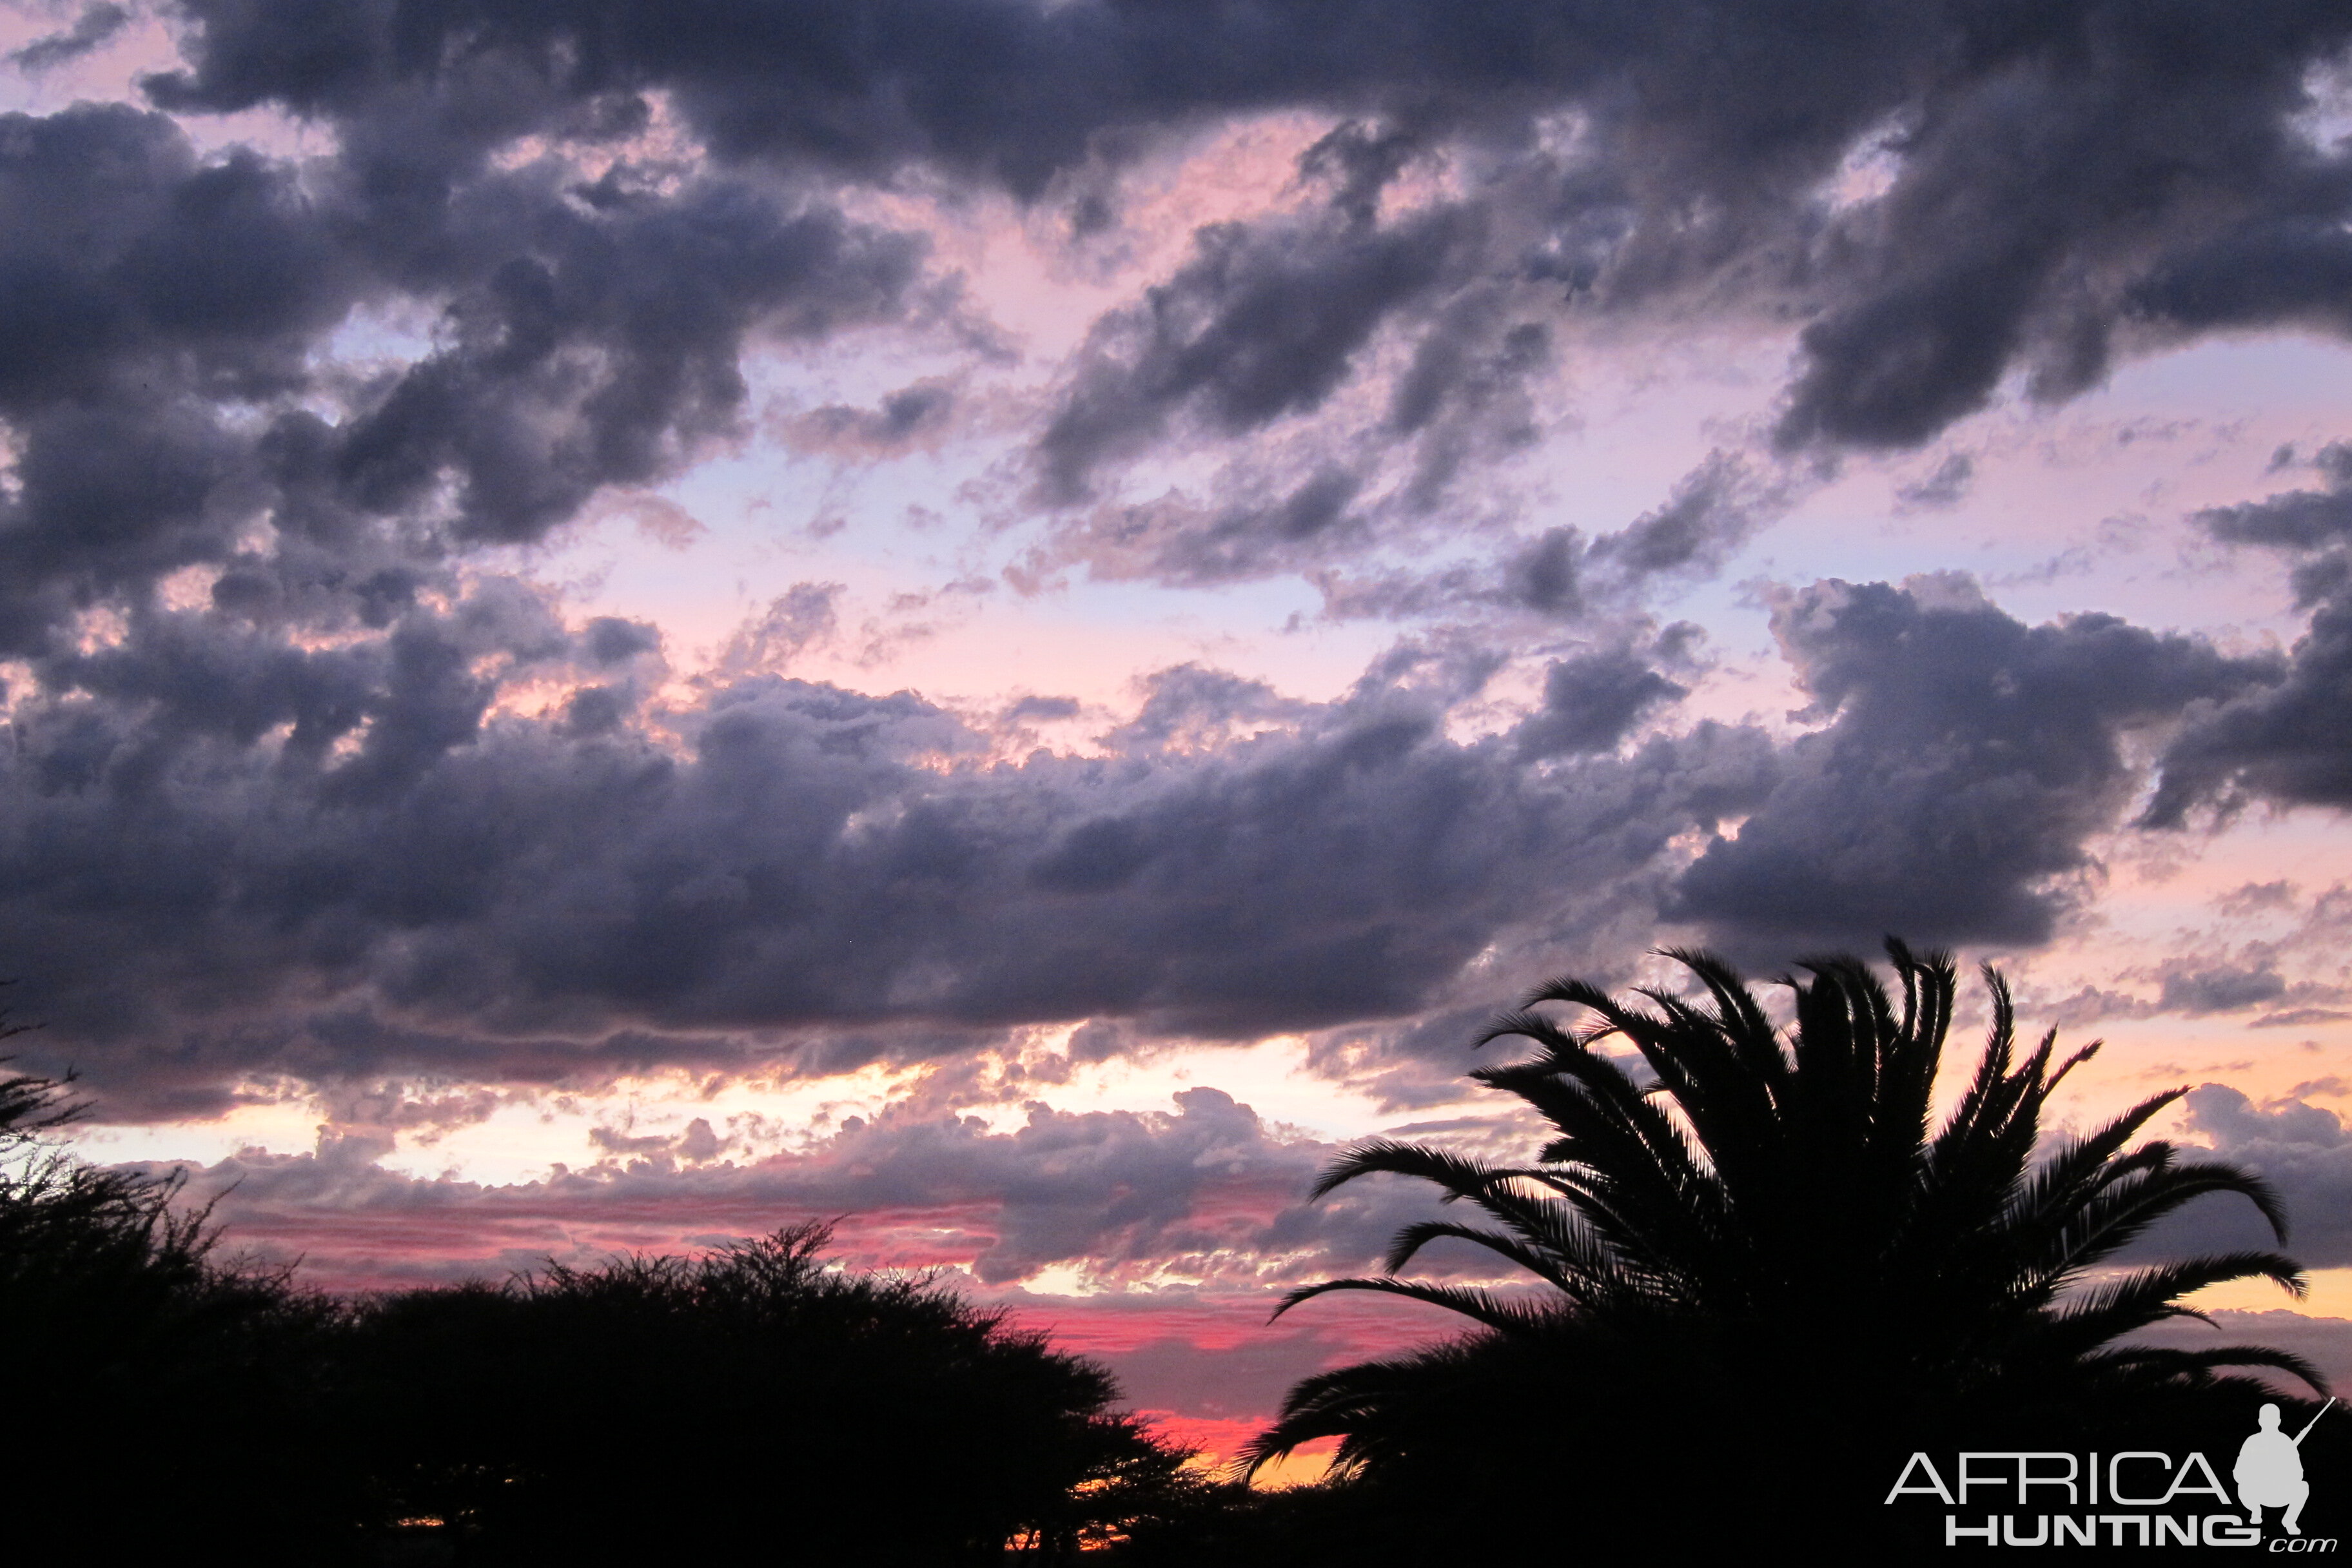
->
xmin=1269 ymin=1277 xmax=1560 ymax=1337
xmin=1259 ymin=938 xmax=2320 ymax=1487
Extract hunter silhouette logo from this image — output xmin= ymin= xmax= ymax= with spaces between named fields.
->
xmin=1885 ymin=1400 xmax=2337 ymax=1549
xmin=2240 ymin=1400 xmax=2335 ymax=1538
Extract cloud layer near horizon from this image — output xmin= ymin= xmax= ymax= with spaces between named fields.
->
xmin=13 ymin=560 xmax=2322 ymax=1115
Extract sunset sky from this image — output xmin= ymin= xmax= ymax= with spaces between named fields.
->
xmin=5 ymin=0 xmax=2352 ymax=1467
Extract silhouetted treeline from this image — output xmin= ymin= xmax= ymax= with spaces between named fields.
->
xmin=8 ymin=937 xmax=2342 ymax=1568
xmin=0 ymin=1061 xmax=1267 ymax=1564
xmin=338 ymin=1224 xmax=1211 ymax=1564
xmin=1 ymin=1057 xmax=353 ymax=1554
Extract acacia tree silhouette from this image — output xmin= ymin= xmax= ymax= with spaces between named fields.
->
xmin=0 ymin=995 xmax=1210 ymax=1562
xmin=0 ymin=1015 xmax=347 ymax=1561
xmin=0 ymin=986 xmax=72 ymax=1150
xmin=1246 ymin=943 xmax=2326 ymax=1554
xmin=344 ymin=1220 xmax=1200 ymax=1565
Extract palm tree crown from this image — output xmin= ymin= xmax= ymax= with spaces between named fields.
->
xmin=1250 ymin=942 xmax=2320 ymax=1485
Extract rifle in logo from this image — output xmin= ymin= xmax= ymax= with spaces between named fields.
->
xmin=2239 ymin=1397 xmax=2335 ymax=1537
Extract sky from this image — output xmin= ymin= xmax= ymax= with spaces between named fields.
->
xmin=5 ymin=0 xmax=2352 ymax=1471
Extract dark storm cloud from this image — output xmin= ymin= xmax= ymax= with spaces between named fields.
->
xmin=0 ymin=0 xmax=2340 ymax=636
xmin=1509 ymin=645 xmax=1687 ymax=760
xmin=138 ymin=1 xmax=1611 ymax=190
xmin=2150 ymin=447 xmax=2352 ymax=822
xmin=96 ymin=0 xmax=2351 ymax=542
xmin=313 ymin=176 xmax=924 ymax=547
xmin=2130 ymin=217 xmax=2352 ymax=338
xmin=2157 ymin=961 xmax=2290 ymax=1015
xmin=0 ymin=93 xmax=926 ymax=680
xmin=2136 ymin=1086 xmax=2352 ymax=1269
xmin=1003 ymin=694 xmax=1081 ymax=724
xmin=781 ymin=380 xmax=958 ymax=455
xmin=2150 ymin=590 xmax=2352 ymax=821
xmin=1776 ymin=5 xmax=2352 ymax=448
xmin=2193 ymin=442 xmax=2352 ymax=573
xmin=1037 ymin=204 xmax=1471 ymax=504
xmin=8 ymin=2 xmax=130 ymax=71
xmin=2028 ymin=942 xmax=2347 ymax=1026
xmin=1021 ymin=471 xmax=1377 ymax=592
xmin=3 ymin=596 xmax=1787 ymax=1109
xmin=0 ymin=101 xmax=355 ymax=644
xmin=1500 ymin=527 xmax=1585 ymax=617
xmin=1674 ymin=574 xmax=2277 ymax=952
xmin=1894 ymin=453 xmax=1975 ymax=511
xmin=1304 ymin=449 xmax=1797 ymax=631
xmin=11 ymin=3 xmax=2352 ymax=1106
xmin=1585 ymin=452 xmax=1788 ymax=582
xmin=1030 ymin=157 xmax=1559 ymax=553
xmin=0 ymin=74 xmax=961 ymax=1113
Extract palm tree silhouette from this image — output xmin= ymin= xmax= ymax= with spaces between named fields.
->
xmin=1247 ymin=943 xmax=2323 ymax=1553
